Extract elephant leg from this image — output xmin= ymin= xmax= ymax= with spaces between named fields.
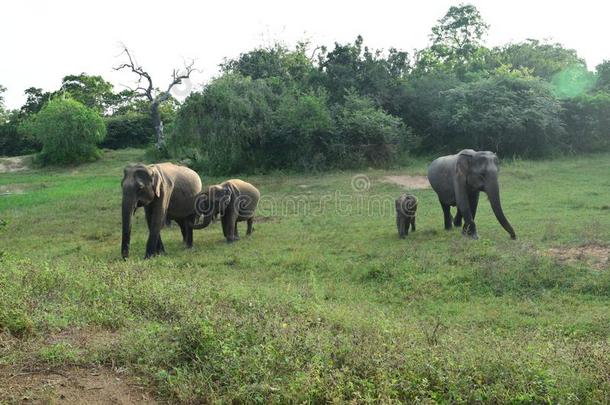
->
xmin=157 ymin=235 xmax=165 ymax=254
xmin=222 ymin=212 xmax=238 ymax=242
xmin=177 ymin=219 xmax=193 ymax=248
xmin=186 ymin=224 xmax=193 ymax=248
xmin=177 ymin=219 xmax=187 ymax=242
xmin=457 ymin=192 xmax=478 ymax=239
xmin=440 ymin=199 xmax=453 ymax=230
xmin=410 ymin=217 xmax=416 ymax=232
xmin=469 ymin=192 xmax=480 ymax=220
xmin=221 ymin=215 xmax=230 ymax=240
xmin=246 ymin=218 xmax=253 ymax=235
xmin=234 ymin=222 xmax=240 ymax=240
xmin=397 ymin=215 xmax=406 ymax=239
xmin=453 ymin=209 xmax=462 ymax=227
xmin=144 ymin=204 xmax=164 ymax=259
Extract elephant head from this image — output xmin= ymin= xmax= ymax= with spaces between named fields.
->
xmin=455 ymin=150 xmax=516 ymax=239
xmin=121 ymin=164 xmax=163 ymax=258
xmin=192 ymin=184 xmax=231 ymax=229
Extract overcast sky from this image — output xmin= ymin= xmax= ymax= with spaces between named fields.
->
xmin=1 ymin=0 xmax=608 ymax=109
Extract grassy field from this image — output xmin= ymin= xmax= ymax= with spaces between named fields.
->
xmin=1 ymin=148 xmax=610 ymax=403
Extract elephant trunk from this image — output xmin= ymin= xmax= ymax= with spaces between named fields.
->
xmin=486 ymin=178 xmax=516 ymax=239
xmin=121 ymin=196 xmax=136 ymax=258
xmin=191 ymin=213 xmax=214 ymax=230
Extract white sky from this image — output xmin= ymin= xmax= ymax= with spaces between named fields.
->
xmin=1 ymin=0 xmax=608 ymax=109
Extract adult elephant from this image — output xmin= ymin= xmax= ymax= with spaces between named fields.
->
xmin=192 ymin=179 xmax=260 ymax=243
xmin=121 ymin=163 xmax=202 ymax=259
xmin=427 ymin=149 xmax=516 ymax=240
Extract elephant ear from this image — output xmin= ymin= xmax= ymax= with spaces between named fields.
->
xmin=456 ymin=150 xmax=474 ymax=177
xmin=149 ymin=166 xmax=163 ymax=198
xmin=219 ymin=184 xmax=233 ymax=212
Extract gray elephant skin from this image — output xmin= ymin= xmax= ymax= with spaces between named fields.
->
xmin=193 ymin=179 xmax=260 ymax=243
xmin=121 ymin=163 xmax=202 ymax=259
xmin=427 ymin=149 xmax=516 ymax=240
xmin=396 ymin=193 xmax=417 ymax=239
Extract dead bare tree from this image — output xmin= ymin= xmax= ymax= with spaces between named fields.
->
xmin=115 ymin=45 xmax=195 ymax=149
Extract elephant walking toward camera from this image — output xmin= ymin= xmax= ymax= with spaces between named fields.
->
xmin=427 ymin=149 xmax=516 ymax=240
xmin=121 ymin=163 xmax=202 ymax=259
xmin=193 ymin=179 xmax=260 ymax=243
xmin=396 ymin=193 xmax=418 ymax=239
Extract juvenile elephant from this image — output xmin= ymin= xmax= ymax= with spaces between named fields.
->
xmin=121 ymin=163 xmax=202 ymax=259
xmin=396 ymin=193 xmax=417 ymax=239
xmin=427 ymin=149 xmax=516 ymax=240
xmin=193 ymin=179 xmax=260 ymax=243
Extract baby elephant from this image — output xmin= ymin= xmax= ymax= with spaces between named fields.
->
xmin=193 ymin=179 xmax=260 ymax=243
xmin=395 ymin=193 xmax=417 ymax=239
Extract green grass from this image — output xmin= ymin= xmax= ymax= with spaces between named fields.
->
xmin=1 ymin=149 xmax=610 ymax=403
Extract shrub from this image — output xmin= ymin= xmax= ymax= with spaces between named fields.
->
xmin=265 ymin=90 xmax=334 ymax=170
xmin=0 ymin=112 xmax=41 ymax=156
xmin=430 ymin=70 xmax=565 ymax=157
xmin=102 ymin=112 xmax=154 ymax=149
xmin=168 ymin=74 xmax=277 ymax=174
xmin=24 ymin=98 xmax=106 ymax=165
xmin=561 ymin=91 xmax=610 ymax=153
xmin=333 ymin=93 xmax=411 ymax=167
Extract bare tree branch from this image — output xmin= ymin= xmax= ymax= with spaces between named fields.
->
xmin=114 ymin=44 xmax=154 ymax=101
xmin=114 ymin=44 xmax=197 ymax=149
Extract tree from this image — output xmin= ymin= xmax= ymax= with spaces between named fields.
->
xmin=333 ymin=92 xmax=410 ymax=167
xmin=24 ymin=98 xmax=106 ymax=165
xmin=20 ymin=87 xmax=52 ymax=116
xmin=430 ymin=69 xmax=564 ymax=156
xmin=595 ymin=60 xmax=610 ymax=91
xmin=59 ymin=74 xmax=115 ymax=113
xmin=115 ymin=45 xmax=196 ymax=150
xmin=562 ymin=92 xmax=610 ymax=152
xmin=0 ymin=85 xmax=6 ymax=122
xmin=318 ymin=36 xmax=410 ymax=105
xmin=493 ymin=40 xmax=584 ymax=81
xmin=550 ymin=64 xmax=596 ymax=98
xmin=423 ymin=3 xmax=489 ymax=76
xmin=169 ymin=74 xmax=277 ymax=174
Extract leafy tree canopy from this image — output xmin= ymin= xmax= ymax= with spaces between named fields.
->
xmin=23 ymin=98 xmax=106 ymax=165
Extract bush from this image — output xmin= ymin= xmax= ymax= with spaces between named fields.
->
xmin=168 ymin=74 xmax=277 ymax=174
xmin=24 ymin=98 xmax=106 ymax=165
xmin=562 ymin=91 xmax=610 ymax=152
xmin=429 ymin=70 xmax=565 ymax=157
xmin=332 ymin=93 xmax=411 ymax=167
xmin=102 ymin=112 xmax=154 ymax=149
xmin=0 ymin=112 xmax=41 ymax=156
xmin=265 ymin=90 xmax=334 ymax=170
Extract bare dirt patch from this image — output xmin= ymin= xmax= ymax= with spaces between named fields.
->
xmin=0 ymin=185 xmax=27 ymax=196
xmin=0 ymin=365 xmax=156 ymax=404
xmin=382 ymin=175 xmax=430 ymax=189
xmin=44 ymin=326 xmax=119 ymax=350
xmin=0 ymin=156 xmax=31 ymax=173
xmin=545 ymin=244 xmax=609 ymax=271
xmin=255 ymin=215 xmax=280 ymax=223
xmin=0 ymin=327 xmax=156 ymax=404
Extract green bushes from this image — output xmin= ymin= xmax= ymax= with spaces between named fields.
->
xmin=429 ymin=71 xmax=565 ymax=157
xmin=0 ymin=112 xmax=41 ymax=156
xmin=333 ymin=93 xmax=411 ymax=167
xmin=562 ymin=92 xmax=610 ymax=152
xmin=167 ymin=75 xmax=412 ymax=174
xmin=102 ymin=112 xmax=154 ymax=149
xmin=24 ymin=98 xmax=106 ymax=165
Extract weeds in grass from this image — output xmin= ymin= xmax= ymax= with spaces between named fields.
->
xmin=1 ymin=150 xmax=610 ymax=402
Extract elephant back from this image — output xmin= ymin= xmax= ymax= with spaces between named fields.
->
xmin=223 ymin=179 xmax=260 ymax=218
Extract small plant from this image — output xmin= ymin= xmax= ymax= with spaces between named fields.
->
xmin=38 ymin=342 xmax=80 ymax=366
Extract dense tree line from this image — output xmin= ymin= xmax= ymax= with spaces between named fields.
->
xmin=1 ymin=4 xmax=609 ymax=169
